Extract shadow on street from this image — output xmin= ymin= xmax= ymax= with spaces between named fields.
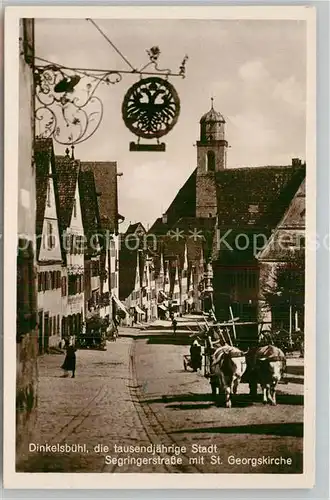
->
xmin=141 ymin=391 xmax=303 ymax=407
xmin=171 ymin=422 xmax=303 ymax=438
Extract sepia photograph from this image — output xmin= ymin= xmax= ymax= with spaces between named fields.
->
xmin=4 ymin=6 xmax=316 ymax=489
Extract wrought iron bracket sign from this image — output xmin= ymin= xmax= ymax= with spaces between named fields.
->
xmin=34 ymin=34 xmax=188 ymax=150
xmin=122 ymin=77 xmax=180 ymax=152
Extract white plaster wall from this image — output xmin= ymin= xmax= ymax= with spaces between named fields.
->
xmin=18 ymin=32 xmax=35 ymax=241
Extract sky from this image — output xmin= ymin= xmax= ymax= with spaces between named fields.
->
xmin=35 ymin=18 xmax=307 ymax=229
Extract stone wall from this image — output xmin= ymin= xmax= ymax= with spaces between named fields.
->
xmin=16 ymin=329 xmax=39 ymax=463
xmin=196 ymin=174 xmax=217 ymax=218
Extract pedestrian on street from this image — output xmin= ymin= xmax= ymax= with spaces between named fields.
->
xmin=61 ymin=339 xmax=77 ymax=378
xmin=172 ymin=317 xmax=177 ymax=336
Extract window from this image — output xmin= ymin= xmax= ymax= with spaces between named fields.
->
xmin=45 ymin=222 xmax=55 ymax=250
xmin=44 ymin=271 xmax=49 ymax=290
xmin=110 ymin=239 xmax=116 ymax=257
xmin=38 ymin=273 xmax=42 ymax=292
xmin=61 ymin=276 xmax=67 ymax=296
xmin=73 ymin=199 xmax=77 ymax=218
xmin=46 ymin=183 xmax=51 ymax=207
xmin=92 ymin=260 xmax=100 ymax=277
xmin=207 ymin=151 xmax=216 ymax=172
xmin=111 ymin=272 xmax=117 ymax=289
xmin=79 ymin=275 xmax=83 ymax=294
xmin=57 ymin=315 xmax=60 ymax=335
xmin=42 ymin=272 xmax=46 ymax=292
xmin=72 ymin=235 xmax=77 ymax=255
xmin=68 ymin=275 xmax=75 ymax=296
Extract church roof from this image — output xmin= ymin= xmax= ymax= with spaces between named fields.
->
xmin=150 ymin=163 xmax=305 ymax=262
xmin=149 ymin=170 xmax=197 ymax=234
xmin=200 ymin=104 xmax=225 ymax=124
xmin=214 ymin=164 xmax=305 ymax=230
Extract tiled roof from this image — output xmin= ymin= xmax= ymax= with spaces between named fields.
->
xmin=80 ymin=162 xmax=118 ymax=234
xmin=35 ymin=139 xmax=55 ymax=256
xmin=149 ymin=163 xmax=305 ymax=264
xmin=78 ymin=170 xmax=100 ymax=252
xmin=214 ymin=165 xmax=305 ymax=231
xmin=54 ymin=155 xmax=79 ymax=233
xmin=200 ymin=107 xmax=225 ymax=124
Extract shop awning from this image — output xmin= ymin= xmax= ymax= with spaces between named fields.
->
xmin=135 ymin=305 xmax=145 ymax=315
xmin=112 ymin=295 xmax=129 ymax=315
xmin=158 ymin=304 xmax=167 ymax=311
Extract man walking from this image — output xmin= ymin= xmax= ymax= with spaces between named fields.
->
xmin=172 ymin=317 xmax=177 ymax=336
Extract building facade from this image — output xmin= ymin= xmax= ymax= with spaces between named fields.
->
xmin=16 ymin=18 xmax=38 ymax=461
xmin=56 ymin=155 xmax=85 ymax=340
xmin=35 ymin=139 xmax=63 ymax=352
xmin=81 ymin=162 xmax=121 ymax=325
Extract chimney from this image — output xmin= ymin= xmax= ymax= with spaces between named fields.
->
xmin=292 ymin=158 xmax=302 ymax=167
xmin=162 ymin=213 xmax=168 ymax=224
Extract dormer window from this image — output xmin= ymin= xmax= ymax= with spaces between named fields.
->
xmin=73 ymin=199 xmax=77 ymax=218
xmin=248 ymin=205 xmax=259 ymax=214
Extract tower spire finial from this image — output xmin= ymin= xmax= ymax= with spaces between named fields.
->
xmin=211 ymin=96 xmax=214 ymax=109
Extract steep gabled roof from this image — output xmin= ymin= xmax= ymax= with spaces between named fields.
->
xmin=126 ymin=222 xmax=146 ymax=235
xmin=80 ymin=161 xmax=118 ymax=234
xmin=35 ymin=138 xmax=56 ymax=256
xmin=54 ymin=155 xmax=80 ymax=234
xmin=78 ymin=170 xmax=100 ymax=253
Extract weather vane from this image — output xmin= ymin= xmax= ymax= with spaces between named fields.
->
xmin=33 ymin=20 xmax=188 ymax=151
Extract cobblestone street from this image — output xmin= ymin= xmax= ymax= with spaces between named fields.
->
xmin=17 ymin=319 xmax=304 ymax=474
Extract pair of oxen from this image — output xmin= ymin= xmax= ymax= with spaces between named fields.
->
xmin=209 ymin=343 xmax=287 ymax=408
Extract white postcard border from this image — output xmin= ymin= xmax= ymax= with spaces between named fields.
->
xmin=3 ymin=5 xmax=316 ymax=490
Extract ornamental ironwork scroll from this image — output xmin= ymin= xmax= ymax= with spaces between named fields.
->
xmin=34 ymin=44 xmax=188 ymax=149
xmin=34 ymin=66 xmax=122 ymax=146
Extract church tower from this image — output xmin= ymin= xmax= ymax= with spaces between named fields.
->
xmin=196 ymin=100 xmax=228 ymax=218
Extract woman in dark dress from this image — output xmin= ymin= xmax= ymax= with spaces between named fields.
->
xmin=61 ymin=340 xmax=76 ymax=378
